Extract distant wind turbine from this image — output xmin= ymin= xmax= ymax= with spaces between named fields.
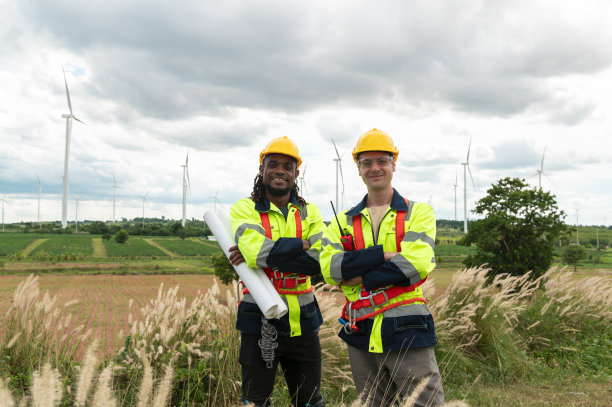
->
xmin=535 ymin=148 xmax=555 ymax=189
xmin=209 ymin=190 xmax=220 ymax=212
xmin=332 ymin=139 xmax=345 ymax=210
xmin=461 ymin=138 xmax=477 ymax=233
xmin=36 ymin=174 xmax=42 ymax=229
xmin=73 ymin=196 xmax=80 ymax=232
xmin=60 ymin=67 xmax=85 ymax=229
xmin=575 ymin=208 xmax=580 ymax=244
xmin=1 ymin=195 xmax=7 ymax=232
xmin=299 ymin=164 xmax=309 ymax=199
xmin=140 ymin=192 xmax=150 ymax=228
xmin=181 ymin=151 xmax=191 ymax=227
xmin=112 ymin=172 xmax=120 ymax=223
xmin=452 ymin=170 xmax=458 ymax=221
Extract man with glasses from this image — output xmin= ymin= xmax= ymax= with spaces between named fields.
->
xmin=320 ymin=129 xmax=444 ymax=406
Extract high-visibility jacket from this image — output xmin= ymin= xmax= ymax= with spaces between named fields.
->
xmin=320 ymin=189 xmax=438 ymax=353
xmin=230 ymin=195 xmax=325 ymax=337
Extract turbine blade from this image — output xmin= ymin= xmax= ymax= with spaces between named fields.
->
xmin=63 ymin=67 xmax=73 ymax=115
xmin=36 ymin=174 xmax=41 ymax=185
xmin=540 ymin=148 xmax=546 ymax=171
xmin=73 ymin=116 xmax=85 ymax=125
xmin=186 ymin=150 xmax=189 ymax=165
xmin=332 ymin=139 xmax=341 ymax=160
xmin=338 ymin=160 xmax=345 ymax=192
xmin=466 ymin=138 xmax=472 ymax=163
xmin=467 ymin=165 xmax=476 ymax=191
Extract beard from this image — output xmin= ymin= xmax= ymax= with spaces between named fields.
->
xmin=264 ymin=183 xmax=292 ymax=197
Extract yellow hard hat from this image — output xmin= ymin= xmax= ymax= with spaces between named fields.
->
xmin=352 ymin=128 xmax=399 ymax=162
xmin=259 ymin=136 xmax=302 ymax=168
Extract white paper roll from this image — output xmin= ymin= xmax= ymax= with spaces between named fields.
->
xmin=204 ymin=210 xmax=288 ymax=319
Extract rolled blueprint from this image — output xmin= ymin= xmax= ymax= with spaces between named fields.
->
xmin=204 ymin=210 xmax=288 ymax=319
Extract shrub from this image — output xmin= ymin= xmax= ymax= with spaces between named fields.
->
xmin=102 ymin=232 xmax=112 ymax=241
xmin=211 ymin=253 xmax=237 ymax=285
xmin=115 ymin=230 xmax=129 ymax=244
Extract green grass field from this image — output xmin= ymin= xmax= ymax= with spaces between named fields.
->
xmin=0 ymin=233 xmax=41 ymax=255
xmin=29 ymin=234 xmax=93 ymax=256
xmin=152 ymin=238 xmax=221 ymax=256
xmin=103 ymin=237 xmax=169 ymax=257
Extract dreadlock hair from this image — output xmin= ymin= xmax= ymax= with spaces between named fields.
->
xmin=251 ymin=172 xmax=307 ymax=207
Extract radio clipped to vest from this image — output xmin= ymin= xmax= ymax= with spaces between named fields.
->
xmin=330 ymin=201 xmax=354 ymax=251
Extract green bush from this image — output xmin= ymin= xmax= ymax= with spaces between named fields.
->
xmin=102 ymin=232 xmax=112 ymax=240
xmin=115 ymin=229 xmax=129 ymax=244
xmin=212 ymin=253 xmax=237 ymax=285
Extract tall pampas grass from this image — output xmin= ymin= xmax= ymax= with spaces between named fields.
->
xmin=31 ymin=363 xmax=62 ymax=407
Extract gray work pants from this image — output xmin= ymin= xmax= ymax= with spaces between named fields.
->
xmin=348 ymin=345 xmax=445 ymax=407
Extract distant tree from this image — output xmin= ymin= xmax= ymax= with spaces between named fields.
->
xmin=102 ymin=232 xmax=112 ymax=240
xmin=212 ymin=253 xmax=238 ymax=285
xmin=115 ymin=229 xmax=129 ymax=244
xmin=562 ymin=245 xmax=587 ymax=271
xmin=461 ymin=177 xmax=568 ymax=279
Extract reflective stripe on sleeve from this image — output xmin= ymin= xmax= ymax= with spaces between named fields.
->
xmin=402 ymin=231 xmax=435 ymax=250
xmin=256 ymin=238 xmax=275 ymax=268
xmin=389 ymin=254 xmax=421 ymax=283
xmin=321 ymin=237 xmax=343 ymax=251
xmin=308 ymin=232 xmax=323 ymax=245
xmin=235 ymin=223 xmax=266 ymax=240
xmin=330 ymin=252 xmax=345 ymax=283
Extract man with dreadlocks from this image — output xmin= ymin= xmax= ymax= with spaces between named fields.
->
xmin=228 ymin=136 xmax=326 ymax=407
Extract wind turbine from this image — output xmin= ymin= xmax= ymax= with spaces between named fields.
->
xmin=1 ymin=195 xmax=7 ymax=232
xmin=60 ymin=67 xmax=85 ymax=229
xmin=209 ymin=190 xmax=220 ymax=212
xmin=299 ymin=164 xmax=309 ymax=199
xmin=461 ymin=138 xmax=476 ymax=233
xmin=332 ymin=139 xmax=345 ymax=210
xmin=140 ymin=192 xmax=150 ymax=228
xmin=181 ymin=151 xmax=191 ymax=227
xmin=452 ymin=170 xmax=458 ymax=221
xmin=36 ymin=174 xmax=42 ymax=229
xmin=73 ymin=196 xmax=80 ymax=232
xmin=112 ymin=172 xmax=120 ymax=223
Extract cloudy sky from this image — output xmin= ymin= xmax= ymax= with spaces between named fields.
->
xmin=1 ymin=0 xmax=611 ymax=227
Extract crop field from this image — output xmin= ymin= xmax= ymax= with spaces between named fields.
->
xmin=0 ymin=274 xmax=220 ymax=357
xmin=29 ymin=234 xmax=94 ymax=256
xmin=152 ymin=238 xmax=221 ymax=256
xmin=0 ymin=233 xmax=40 ymax=255
xmin=103 ymin=237 xmax=170 ymax=257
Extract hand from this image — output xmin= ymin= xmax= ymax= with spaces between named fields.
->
xmin=228 ymin=245 xmax=245 ymax=266
xmin=340 ymin=276 xmax=362 ymax=287
xmin=384 ymin=252 xmax=397 ymax=262
xmin=302 ymin=239 xmax=311 ymax=251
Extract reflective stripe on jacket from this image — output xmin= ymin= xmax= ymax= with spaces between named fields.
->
xmin=230 ymin=196 xmax=325 ymax=337
xmin=320 ymin=189 xmax=438 ymax=352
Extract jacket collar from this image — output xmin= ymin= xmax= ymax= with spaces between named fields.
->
xmin=345 ymin=188 xmax=408 ymax=216
xmin=254 ymin=194 xmax=301 ymax=213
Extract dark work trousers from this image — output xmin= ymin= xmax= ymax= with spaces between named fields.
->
xmin=239 ymin=331 xmax=323 ymax=407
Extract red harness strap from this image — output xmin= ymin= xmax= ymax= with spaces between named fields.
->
xmin=242 ymin=208 xmax=313 ymax=296
xmin=340 ymin=200 xmax=428 ymax=332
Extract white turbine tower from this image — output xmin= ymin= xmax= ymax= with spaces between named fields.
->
xmin=535 ymin=148 xmax=555 ymax=189
xmin=74 ymin=196 xmax=80 ymax=232
xmin=140 ymin=192 xmax=150 ymax=228
xmin=181 ymin=151 xmax=191 ymax=227
xmin=209 ymin=190 xmax=220 ymax=212
xmin=452 ymin=170 xmax=458 ymax=221
xmin=332 ymin=139 xmax=345 ymax=210
xmin=461 ymin=138 xmax=476 ymax=233
xmin=299 ymin=164 xmax=309 ymax=199
xmin=112 ymin=172 xmax=120 ymax=223
xmin=1 ymin=195 xmax=7 ymax=232
xmin=60 ymin=67 xmax=84 ymax=229
xmin=36 ymin=174 xmax=42 ymax=229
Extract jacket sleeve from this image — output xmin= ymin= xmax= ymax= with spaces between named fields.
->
xmin=361 ymin=203 xmax=436 ymax=290
xmin=320 ymin=215 xmax=385 ymax=286
xmin=230 ymin=200 xmax=303 ymax=269
xmin=276 ymin=203 xmax=325 ymax=276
